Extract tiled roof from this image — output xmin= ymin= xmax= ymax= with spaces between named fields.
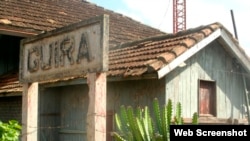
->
xmin=0 ymin=71 xmax=22 ymax=94
xmin=0 ymin=2 xmax=248 ymax=95
xmin=0 ymin=0 xmax=165 ymax=48
xmin=108 ymin=22 xmax=223 ymax=77
xmin=0 ymin=22 xmax=230 ymax=94
xmin=0 ymin=0 xmax=162 ymax=95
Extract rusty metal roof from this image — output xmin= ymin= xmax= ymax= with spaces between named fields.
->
xmin=0 ymin=0 xmax=165 ymax=48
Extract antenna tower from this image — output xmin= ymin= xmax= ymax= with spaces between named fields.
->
xmin=173 ymin=0 xmax=186 ymax=33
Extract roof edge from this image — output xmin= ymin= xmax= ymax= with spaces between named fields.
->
xmin=0 ymin=25 xmax=41 ymax=37
xmin=157 ymin=28 xmax=222 ymax=79
xmin=112 ymin=22 xmax=220 ymax=50
xmin=220 ymin=29 xmax=250 ymax=73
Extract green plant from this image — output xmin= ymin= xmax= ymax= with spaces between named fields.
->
xmin=112 ymin=98 xmax=198 ymax=141
xmin=192 ymin=112 xmax=199 ymax=125
xmin=0 ymin=120 xmax=22 ymax=141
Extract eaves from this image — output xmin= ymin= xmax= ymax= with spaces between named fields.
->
xmin=157 ymin=28 xmax=250 ymax=79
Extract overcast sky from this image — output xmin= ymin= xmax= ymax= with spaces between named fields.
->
xmin=90 ymin=0 xmax=250 ymax=56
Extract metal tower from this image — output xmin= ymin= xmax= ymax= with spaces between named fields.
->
xmin=173 ymin=0 xmax=186 ymax=33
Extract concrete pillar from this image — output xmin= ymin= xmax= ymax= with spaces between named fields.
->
xmin=22 ymin=82 xmax=38 ymax=141
xmin=87 ymin=73 xmax=107 ymax=141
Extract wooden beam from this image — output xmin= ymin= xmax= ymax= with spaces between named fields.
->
xmin=242 ymin=75 xmax=250 ymax=124
xmin=87 ymin=73 xmax=107 ymax=141
xmin=22 ymin=82 xmax=38 ymax=141
xmin=40 ymin=73 xmax=159 ymax=88
xmin=157 ymin=29 xmax=221 ymax=79
xmin=183 ymin=117 xmax=249 ymax=125
xmin=0 ymin=92 xmax=22 ymax=97
xmin=0 ymin=26 xmax=39 ymax=37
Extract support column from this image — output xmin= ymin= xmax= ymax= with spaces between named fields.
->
xmin=87 ymin=73 xmax=107 ymax=141
xmin=22 ymin=82 xmax=38 ymax=141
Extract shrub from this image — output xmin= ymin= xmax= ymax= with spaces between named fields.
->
xmin=0 ymin=120 xmax=22 ymax=141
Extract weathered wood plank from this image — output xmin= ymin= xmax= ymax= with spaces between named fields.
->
xmin=164 ymin=40 xmax=247 ymax=120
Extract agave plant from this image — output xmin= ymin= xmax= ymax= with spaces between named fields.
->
xmin=112 ymin=98 xmax=199 ymax=141
xmin=113 ymin=105 xmax=153 ymax=141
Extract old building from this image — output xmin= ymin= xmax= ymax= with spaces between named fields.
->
xmin=0 ymin=0 xmax=164 ymax=122
xmin=0 ymin=0 xmax=249 ymax=141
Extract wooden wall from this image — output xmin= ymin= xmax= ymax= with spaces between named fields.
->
xmin=38 ymin=40 xmax=249 ymax=140
xmin=39 ymin=78 xmax=165 ymax=141
xmin=165 ymin=40 xmax=247 ymax=120
xmin=107 ymin=78 xmax=166 ymax=111
xmin=39 ymin=85 xmax=89 ymax=141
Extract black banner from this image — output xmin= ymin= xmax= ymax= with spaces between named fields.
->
xmin=170 ymin=125 xmax=250 ymax=140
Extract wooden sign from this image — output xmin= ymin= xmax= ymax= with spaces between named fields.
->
xmin=19 ymin=15 xmax=109 ymax=83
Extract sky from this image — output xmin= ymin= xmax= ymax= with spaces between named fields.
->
xmin=89 ymin=0 xmax=250 ymax=56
